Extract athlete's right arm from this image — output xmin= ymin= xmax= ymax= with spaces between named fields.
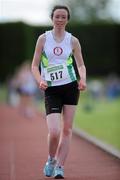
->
xmin=31 ymin=34 xmax=48 ymax=90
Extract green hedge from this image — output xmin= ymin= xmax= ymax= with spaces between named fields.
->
xmin=0 ymin=22 xmax=26 ymax=81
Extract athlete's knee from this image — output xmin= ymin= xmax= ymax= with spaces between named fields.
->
xmin=49 ymin=128 xmax=60 ymax=139
xmin=63 ymin=127 xmax=72 ymax=136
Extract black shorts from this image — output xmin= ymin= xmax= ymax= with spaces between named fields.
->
xmin=45 ymin=81 xmax=80 ymax=115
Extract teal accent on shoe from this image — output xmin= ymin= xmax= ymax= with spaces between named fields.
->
xmin=54 ymin=166 xmax=64 ymax=179
xmin=43 ymin=158 xmax=56 ymax=177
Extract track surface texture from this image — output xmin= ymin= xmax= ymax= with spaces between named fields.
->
xmin=0 ymin=104 xmax=120 ymax=180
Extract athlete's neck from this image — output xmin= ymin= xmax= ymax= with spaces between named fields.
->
xmin=52 ymin=28 xmax=66 ymax=43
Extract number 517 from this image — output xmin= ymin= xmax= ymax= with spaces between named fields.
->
xmin=50 ymin=71 xmax=62 ymax=81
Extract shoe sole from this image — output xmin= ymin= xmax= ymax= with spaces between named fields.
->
xmin=54 ymin=174 xmax=64 ymax=179
xmin=44 ymin=173 xmax=51 ymax=177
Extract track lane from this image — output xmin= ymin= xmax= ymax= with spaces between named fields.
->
xmin=0 ymin=104 xmax=120 ymax=180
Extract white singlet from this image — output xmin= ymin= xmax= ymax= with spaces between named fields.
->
xmin=41 ymin=30 xmax=77 ymax=86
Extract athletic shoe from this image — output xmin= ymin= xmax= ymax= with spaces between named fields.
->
xmin=43 ymin=157 xmax=56 ymax=177
xmin=54 ymin=166 xmax=64 ymax=179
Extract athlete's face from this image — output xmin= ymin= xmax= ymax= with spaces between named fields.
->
xmin=52 ymin=9 xmax=68 ymax=28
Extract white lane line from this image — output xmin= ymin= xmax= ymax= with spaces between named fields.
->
xmin=9 ymin=141 xmax=16 ymax=180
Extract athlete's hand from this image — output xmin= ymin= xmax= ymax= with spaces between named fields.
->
xmin=39 ymin=80 xmax=48 ymax=90
xmin=78 ymin=79 xmax=87 ymax=91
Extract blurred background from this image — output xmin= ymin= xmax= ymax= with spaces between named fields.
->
xmin=0 ymin=0 xmax=120 ymax=151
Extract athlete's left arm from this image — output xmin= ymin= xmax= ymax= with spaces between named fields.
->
xmin=72 ymin=36 xmax=87 ymax=91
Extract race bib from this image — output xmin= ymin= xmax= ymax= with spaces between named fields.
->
xmin=44 ymin=63 xmax=68 ymax=82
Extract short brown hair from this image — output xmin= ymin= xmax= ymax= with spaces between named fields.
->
xmin=51 ymin=5 xmax=70 ymax=20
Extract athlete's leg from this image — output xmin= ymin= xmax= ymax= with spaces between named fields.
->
xmin=55 ymin=105 xmax=76 ymax=166
xmin=46 ymin=113 xmax=61 ymax=158
xmin=44 ymin=113 xmax=61 ymax=177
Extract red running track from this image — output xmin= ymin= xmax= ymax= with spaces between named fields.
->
xmin=0 ymin=104 xmax=120 ymax=180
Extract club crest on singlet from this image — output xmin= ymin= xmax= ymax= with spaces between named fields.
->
xmin=53 ymin=47 xmax=63 ymax=56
